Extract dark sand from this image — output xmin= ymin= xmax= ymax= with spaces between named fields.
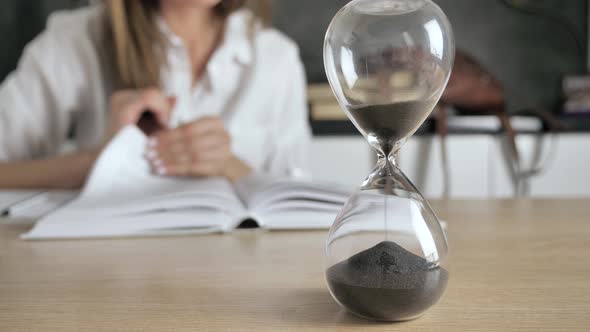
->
xmin=348 ymin=100 xmax=436 ymax=144
xmin=326 ymin=241 xmax=448 ymax=321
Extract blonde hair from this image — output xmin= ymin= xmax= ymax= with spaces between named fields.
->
xmin=104 ymin=0 xmax=270 ymax=89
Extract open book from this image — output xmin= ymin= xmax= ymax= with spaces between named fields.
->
xmin=22 ymin=127 xmax=350 ymax=240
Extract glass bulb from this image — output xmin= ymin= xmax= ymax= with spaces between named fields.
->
xmin=323 ymin=0 xmax=454 ymax=321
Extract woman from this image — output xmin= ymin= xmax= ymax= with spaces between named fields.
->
xmin=0 ymin=0 xmax=311 ymax=188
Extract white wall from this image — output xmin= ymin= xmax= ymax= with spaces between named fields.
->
xmin=491 ymin=134 xmax=590 ymax=198
xmin=310 ymin=136 xmax=371 ymax=188
xmin=310 ymin=134 xmax=590 ymax=198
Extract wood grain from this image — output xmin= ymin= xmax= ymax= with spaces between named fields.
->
xmin=1 ymin=199 xmax=589 ymax=331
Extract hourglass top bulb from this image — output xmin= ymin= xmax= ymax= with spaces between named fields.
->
xmin=324 ymin=0 xmax=455 ymax=153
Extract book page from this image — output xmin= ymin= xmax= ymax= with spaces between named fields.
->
xmin=1 ymin=191 xmax=77 ymax=221
xmin=80 ymin=126 xmax=245 ymax=215
xmin=240 ymin=174 xmax=351 ymax=229
xmin=23 ymin=126 xmax=246 ymax=240
xmin=21 ymin=209 xmax=229 ymax=240
xmin=249 ymin=180 xmax=350 ymax=212
xmin=232 ymin=173 xmax=280 ymax=206
xmin=0 ymin=191 xmax=41 ymax=213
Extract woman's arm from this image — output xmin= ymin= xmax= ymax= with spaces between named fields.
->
xmin=0 ymin=88 xmax=174 ymax=189
xmin=0 ymin=150 xmax=100 ymax=190
xmin=0 ymin=12 xmax=93 ymax=189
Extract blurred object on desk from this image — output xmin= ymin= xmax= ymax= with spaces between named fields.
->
xmin=440 ymin=49 xmax=565 ymax=198
xmin=563 ymin=75 xmax=590 ymax=116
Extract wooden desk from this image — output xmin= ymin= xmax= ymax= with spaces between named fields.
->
xmin=1 ymin=199 xmax=589 ymax=331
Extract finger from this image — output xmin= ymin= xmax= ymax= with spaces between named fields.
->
xmin=148 ymin=151 xmax=192 ymax=177
xmin=148 ymin=157 xmax=167 ymax=176
xmin=152 ymin=146 xmax=230 ymax=177
xmin=151 ymin=145 xmax=229 ymax=172
xmin=151 ymin=127 xmax=185 ymax=149
xmin=190 ymin=161 xmax=224 ymax=177
xmin=151 ymin=120 xmax=228 ymax=150
xmin=147 ymin=137 xmax=229 ymax=176
xmin=179 ymin=117 xmax=226 ymax=137
xmin=145 ymin=128 xmax=187 ymax=169
xmin=188 ymin=131 xmax=231 ymax=151
xmin=114 ymin=92 xmax=150 ymax=125
xmin=151 ymin=141 xmax=190 ymax=166
xmin=168 ymin=96 xmax=177 ymax=109
xmin=166 ymin=161 xmax=220 ymax=177
xmin=159 ymin=163 xmax=191 ymax=177
xmin=147 ymin=117 xmax=227 ymax=162
xmin=188 ymin=146 xmax=231 ymax=163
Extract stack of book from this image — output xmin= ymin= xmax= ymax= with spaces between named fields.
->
xmin=563 ymin=75 xmax=590 ymax=116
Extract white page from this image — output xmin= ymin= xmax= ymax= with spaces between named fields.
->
xmin=261 ymin=200 xmax=343 ymax=213
xmin=235 ymin=173 xmax=351 ymax=207
xmin=2 ymin=191 xmax=78 ymax=220
xmin=81 ymin=127 xmax=235 ymax=204
xmin=0 ymin=191 xmax=40 ymax=212
xmin=23 ymin=126 xmax=245 ymax=240
xmin=249 ymin=180 xmax=350 ymax=210
xmin=232 ymin=173 xmax=280 ymax=206
xmin=255 ymin=210 xmax=341 ymax=230
xmin=238 ymin=173 xmax=350 ymax=229
xmin=21 ymin=209 xmax=228 ymax=240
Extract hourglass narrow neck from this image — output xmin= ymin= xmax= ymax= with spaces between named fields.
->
xmin=367 ymin=134 xmax=405 ymax=160
xmin=370 ymin=154 xmax=398 ymax=180
xmin=361 ymin=140 xmax=422 ymax=202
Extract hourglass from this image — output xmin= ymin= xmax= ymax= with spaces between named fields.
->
xmin=323 ymin=0 xmax=455 ymax=322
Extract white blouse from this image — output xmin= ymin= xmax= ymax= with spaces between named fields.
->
xmin=0 ymin=5 xmax=311 ymax=178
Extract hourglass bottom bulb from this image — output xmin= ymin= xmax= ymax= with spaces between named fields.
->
xmin=325 ymin=241 xmax=448 ymax=321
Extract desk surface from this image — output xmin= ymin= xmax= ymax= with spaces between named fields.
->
xmin=1 ymin=199 xmax=589 ymax=331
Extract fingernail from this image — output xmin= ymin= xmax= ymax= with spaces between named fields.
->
xmin=148 ymin=138 xmax=158 ymax=147
xmin=153 ymin=158 xmax=164 ymax=167
xmin=145 ymin=149 xmax=158 ymax=159
xmin=156 ymin=166 xmax=167 ymax=175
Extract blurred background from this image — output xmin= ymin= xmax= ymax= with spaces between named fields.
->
xmin=2 ymin=0 xmax=589 ymax=198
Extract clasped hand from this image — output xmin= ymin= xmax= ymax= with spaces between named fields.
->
xmin=146 ymin=117 xmax=231 ymax=177
xmin=108 ymin=88 xmax=238 ymax=178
